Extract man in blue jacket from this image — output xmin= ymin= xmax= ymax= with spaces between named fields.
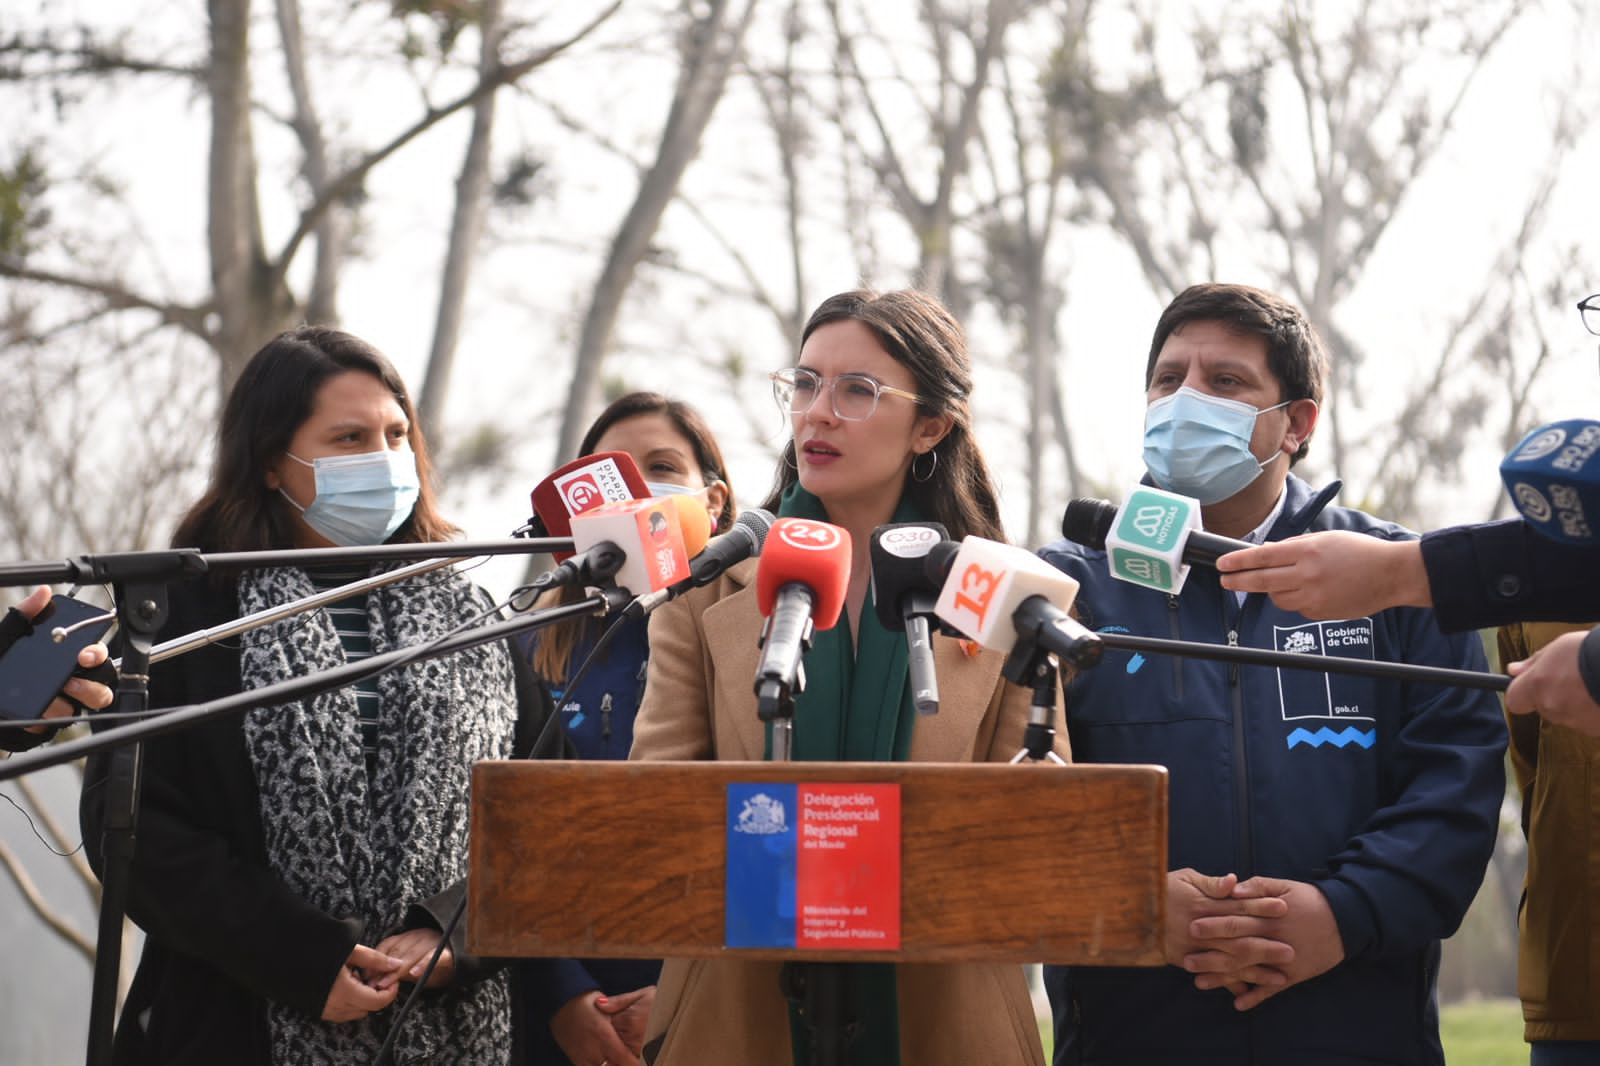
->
xmin=1039 ymin=283 xmax=1507 ymax=1065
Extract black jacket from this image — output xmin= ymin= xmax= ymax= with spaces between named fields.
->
xmin=1421 ymin=518 xmax=1600 ymax=631
xmin=79 ymin=575 xmax=552 ymax=1066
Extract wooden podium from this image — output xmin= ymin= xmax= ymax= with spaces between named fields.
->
xmin=468 ymin=760 xmax=1166 ymax=966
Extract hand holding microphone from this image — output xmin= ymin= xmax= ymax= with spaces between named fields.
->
xmin=1504 ymin=628 xmax=1600 ymax=737
xmin=1213 ymin=533 xmax=1431 ymax=620
xmin=1061 ymin=487 xmax=1253 ymax=594
xmin=1061 ymin=487 xmax=1423 ymax=620
xmin=1211 ymin=419 xmax=1600 ymax=620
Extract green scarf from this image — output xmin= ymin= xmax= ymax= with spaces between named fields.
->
xmin=770 ymin=483 xmax=918 ymax=1066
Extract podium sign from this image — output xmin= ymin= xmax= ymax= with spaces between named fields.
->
xmin=468 ymin=760 xmax=1167 ymax=966
xmin=725 ymin=782 xmax=901 ymax=951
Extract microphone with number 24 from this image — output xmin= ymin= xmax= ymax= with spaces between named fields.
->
xmin=753 ymin=519 xmax=852 ymax=750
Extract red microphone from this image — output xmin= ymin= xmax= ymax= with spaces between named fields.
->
xmin=529 ymin=451 xmax=650 ymax=561
xmin=753 ymin=518 xmax=852 ymax=715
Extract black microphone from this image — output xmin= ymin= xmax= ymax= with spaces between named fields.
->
xmin=1062 ymin=497 xmax=1254 ymax=568
xmin=688 ymin=509 xmax=776 ymax=587
xmin=623 ymin=509 xmax=776 ymax=619
xmin=532 ymin=541 xmax=628 ymax=593
xmin=869 ymin=523 xmax=950 ymax=715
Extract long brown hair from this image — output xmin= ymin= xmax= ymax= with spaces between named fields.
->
xmin=533 ymin=392 xmax=736 ymax=684
xmin=173 ymin=326 xmax=457 ymax=552
xmin=762 ymin=289 xmax=1006 ymax=542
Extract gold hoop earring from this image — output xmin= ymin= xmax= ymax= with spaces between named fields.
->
xmin=911 ymin=449 xmax=938 ymax=483
xmin=781 ymin=444 xmax=798 ymax=471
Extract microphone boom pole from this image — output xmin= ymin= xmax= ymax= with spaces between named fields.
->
xmin=0 ymin=537 xmax=573 ymax=588
xmin=2 ymin=590 xmax=623 ymax=783
xmin=1092 ymin=630 xmax=1508 ymax=691
xmin=131 ymin=555 xmax=467 ymax=668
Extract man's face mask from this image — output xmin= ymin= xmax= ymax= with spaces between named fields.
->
xmin=1142 ymin=386 xmax=1290 ymax=505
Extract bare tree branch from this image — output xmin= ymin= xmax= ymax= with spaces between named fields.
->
xmin=0 ymin=263 xmax=211 ymax=342
xmin=267 ymin=1 xmax=624 ymax=299
xmin=0 ymin=835 xmax=95 ymax=962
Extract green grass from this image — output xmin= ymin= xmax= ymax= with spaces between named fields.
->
xmin=1036 ymin=997 xmax=1527 ymax=1063
xmin=1442 ymin=999 xmax=1526 ymax=1066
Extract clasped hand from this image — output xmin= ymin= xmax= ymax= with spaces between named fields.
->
xmin=551 ymin=986 xmax=656 ymax=1066
xmin=321 ymin=931 xmax=456 ymax=1023
xmin=1166 ymin=869 xmax=1345 ymax=1011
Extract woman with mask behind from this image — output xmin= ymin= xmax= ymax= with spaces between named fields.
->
xmin=81 ymin=327 xmax=550 ymax=1066
xmin=519 ymin=392 xmax=732 ymax=1066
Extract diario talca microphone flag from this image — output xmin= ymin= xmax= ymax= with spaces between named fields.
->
xmin=530 ymin=450 xmax=650 ymax=561
xmin=569 ymin=497 xmax=691 ymax=596
xmin=1499 ymin=419 xmax=1600 ymax=545
xmin=755 ymin=518 xmax=851 ymax=630
xmin=1103 ymin=485 xmax=1202 ymax=593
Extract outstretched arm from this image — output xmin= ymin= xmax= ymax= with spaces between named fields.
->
xmin=1216 ymin=533 xmax=1430 ymax=620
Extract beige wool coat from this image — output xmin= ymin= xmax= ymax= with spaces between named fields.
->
xmin=629 ymin=558 xmax=1065 ymax=1065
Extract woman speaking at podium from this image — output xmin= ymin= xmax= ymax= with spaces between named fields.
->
xmin=630 ymin=290 xmax=1064 ymax=1065
xmin=80 ymin=327 xmax=546 ymax=1065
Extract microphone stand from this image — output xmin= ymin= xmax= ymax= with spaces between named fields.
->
xmin=0 ymin=536 xmax=569 ymax=1066
xmin=29 ymin=589 xmax=624 ymax=1066
xmin=85 ymin=558 xmax=177 ymax=1066
xmin=1001 ymin=627 xmax=1069 ymax=766
xmin=901 ymin=592 xmax=940 ymax=717
xmin=754 ymin=616 xmax=853 ymax=1066
xmin=998 ymin=611 xmax=1507 ymax=762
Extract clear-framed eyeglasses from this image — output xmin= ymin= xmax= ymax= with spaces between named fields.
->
xmin=770 ymin=367 xmax=923 ymax=422
xmin=1579 ymin=294 xmax=1600 ymax=337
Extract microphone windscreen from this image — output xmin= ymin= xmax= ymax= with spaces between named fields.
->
xmin=933 ymin=536 xmax=1081 ymax=652
xmin=570 ymin=497 xmax=691 ymax=595
xmin=530 ymin=451 xmax=649 ymax=561
xmin=869 ymin=523 xmax=949 ymax=632
xmin=1499 ymin=420 xmax=1600 ymax=544
xmin=755 ymin=518 xmax=852 ymax=631
xmin=661 ymin=493 xmax=713 ymax=557
xmin=1061 ymin=498 xmax=1117 ymax=550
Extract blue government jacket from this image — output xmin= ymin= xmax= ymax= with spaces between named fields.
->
xmin=1038 ymin=475 xmax=1507 ymax=1066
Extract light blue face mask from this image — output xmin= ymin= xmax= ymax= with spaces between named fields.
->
xmin=281 ymin=448 xmax=420 ymax=546
xmin=645 ymin=480 xmax=700 ymax=497
xmin=1142 ymin=386 xmax=1290 ymax=505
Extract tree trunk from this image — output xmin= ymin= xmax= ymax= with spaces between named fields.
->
xmin=418 ymin=0 xmax=506 ymax=448
xmin=275 ymin=0 xmax=345 ymax=327
xmin=208 ymin=0 xmax=297 ymax=390
xmin=553 ymin=0 xmax=761 ymax=465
